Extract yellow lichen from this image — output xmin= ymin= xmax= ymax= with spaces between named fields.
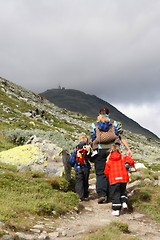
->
xmin=0 ymin=145 xmax=44 ymax=166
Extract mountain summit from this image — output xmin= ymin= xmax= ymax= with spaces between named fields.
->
xmin=40 ymin=88 xmax=159 ymax=140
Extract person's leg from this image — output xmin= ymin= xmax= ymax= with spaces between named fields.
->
xmin=83 ymin=168 xmax=90 ymax=198
xmin=120 ymin=183 xmax=128 ymax=209
xmin=75 ymin=171 xmax=84 ymax=200
xmin=94 ymin=149 xmax=109 ymax=202
xmin=96 ymin=174 xmax=109 ymax=200
xmin=110 ymin=184 xmax=121 ymax=214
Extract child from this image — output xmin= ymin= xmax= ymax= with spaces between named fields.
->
xmin=123 ymin=156 xmax=136 ymax=173
xmin=68 ymin=135 xmax=92 ymax=201
xmin=92 ymin=113 xmax=120 ymax=151
xmin=104 ymin=144 xmax=135 ymax=216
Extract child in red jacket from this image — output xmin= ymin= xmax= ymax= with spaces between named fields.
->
xmin=104 ymin=144 xmax=135 ymax=216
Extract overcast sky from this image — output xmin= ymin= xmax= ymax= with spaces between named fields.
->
xmin=0 ymin=0 xmax=160 ymax=137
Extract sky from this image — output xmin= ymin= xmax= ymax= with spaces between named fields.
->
xmin=0 ymin=0 xmax=160 ymax=138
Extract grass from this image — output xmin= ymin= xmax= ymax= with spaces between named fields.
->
xmin=0 ymin=149 xmax=159 ymax=239
xmin=0 ymin=132 xmax=16 ymax=152
xmin=80 ymin=222 xmax=139 ymax=240
xmin=129 ymin=185 xmax=160 ymax=222
xmin=127 ymin=166 xmax=160 ymax=222
xmin=0 ymin=162 xmax=79 ymax=231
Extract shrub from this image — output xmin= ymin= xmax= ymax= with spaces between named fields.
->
xmin=111 ymin=222 xmax=130 ymax=233
xmin=3 ymin=129 xmax=75 ymax=152
xmin=47 ymin=176 xmax=71 ymax=192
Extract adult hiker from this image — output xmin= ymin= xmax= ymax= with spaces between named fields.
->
xmin=91 ymin=106 xmax=132 ymax=204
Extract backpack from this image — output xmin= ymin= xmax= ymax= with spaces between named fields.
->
xmin=75 ymin=143 xmax=88 ymax=165
xmin=68 ymin=150 xmax=76 ymax=167
xmin=95 ymin=119 xmax=118 ymax=144
xmin=68 ymin=142 xmax=90 ymax=167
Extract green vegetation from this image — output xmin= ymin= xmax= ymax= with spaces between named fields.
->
xmin=1 ymin=79 xmax=160 ymax=238
xmin=128 ymin=167 xmax=160 ymax=222
xmin=0 ymin=132 xmax=16 ymax=152
xmin=129 ymin=185 xmax=160 ymax=222
xmin=129 ymin=167 xmax=159 ymax=182
xmin=80 ymin=222 xmax=139 ymax=240
xmin=0 ymin=162 xmax=79 ymax=231
xmin=1 ymin=128 xmax=76 ymax=153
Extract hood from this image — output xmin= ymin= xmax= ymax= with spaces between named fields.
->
xmin=109 ymin=152 xmax=122 ymax=161
xmin=77 ymin=141 xmax=86 ymax=149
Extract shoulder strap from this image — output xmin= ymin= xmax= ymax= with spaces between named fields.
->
xmin=92 ymin=122 xmax=96 ymax=129
xmin=114 ymin=120 xmax=118 ymax=127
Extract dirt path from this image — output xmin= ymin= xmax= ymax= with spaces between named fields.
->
xmin=54 ymin=181 xmax=160 ymax=240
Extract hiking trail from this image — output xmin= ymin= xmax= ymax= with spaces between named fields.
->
xmin=53 ymin=178 xmax=160 ymax=240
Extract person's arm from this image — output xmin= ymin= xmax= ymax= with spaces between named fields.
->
xmin=104 ymin=162 xmax=110 ymax=179
xmin=121 ymin=138 xmax=132 ymax=156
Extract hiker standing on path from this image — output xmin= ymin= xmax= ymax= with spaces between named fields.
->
xmin=104 ymin=144 xmax=135 ymax=216
xmin=91 ymin=107 xmax=132 ymax=204
xmin=68 ymin=135 xmax=92 ymax=201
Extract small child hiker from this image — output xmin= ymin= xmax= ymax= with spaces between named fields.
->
xmin=91 ymin=113 xmax=120 ymax=151
xmin=104 ymin=144 xmax=135 ymax=216
xmin=68 ymin=135 xmax=92 ymax=201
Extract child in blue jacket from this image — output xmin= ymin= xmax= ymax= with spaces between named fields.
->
xmin=68 ymin=135 xmax=92 ymax=201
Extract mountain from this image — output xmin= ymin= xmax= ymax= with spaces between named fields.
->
xmin=40 ymin=88 xmax=159 ymax=140
xmin=1 ymin=76 xmax=160 ymax=163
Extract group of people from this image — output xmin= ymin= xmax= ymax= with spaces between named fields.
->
xmin=68 ymin=106 xmax=135 ymax=217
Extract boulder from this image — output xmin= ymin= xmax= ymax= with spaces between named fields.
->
xmin=0 ymin=136 xmax=71 ymax=180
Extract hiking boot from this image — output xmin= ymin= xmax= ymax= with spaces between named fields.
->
xmin=98 ymin=196 xmax=106 ymax=204
xmin=112 ymin=210 xmax=120 ymax=216
xmin=122 ymin=202 xmax=128 ymax=209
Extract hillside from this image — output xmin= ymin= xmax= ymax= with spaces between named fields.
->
xmin=0 ymin=77 xmax=160 ymax=240
xmin=0 ymin=76 xmax=160 ymax=163
xmin=0 ymin=77 xmax=92 ymax=153
xmin=40 ymin=88 xmax=159 ymax=140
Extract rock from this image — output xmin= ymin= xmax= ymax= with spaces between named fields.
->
xmin=15 ymin=232 xmax=38 ymax=240
xmin=144 ymin=178 xmax=153 ymax=185
xmin=135 ymin=163 xmax=147 ymax=169
xmin=48 ymin=232 xmax=60 ymax=239
xmin=0 ymin=140 xmax=71 ymax=179
xmin=37 ymin=231 xmax=48 ymax=239
xmin=158 ymin=176 xmax=160 ymax=186
xmin=127 ymin=180 xmax=141 ymax=192
xmin=1 ymin=235 xmax=14 ymax=240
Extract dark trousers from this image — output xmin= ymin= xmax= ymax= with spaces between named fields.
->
xmin=75 ymin=168 xmax=90 ymax=199
xmin=110 ymin=183 xmax=128 ymax=210
xmin=94 ymin=149 xmax=110 ymax=198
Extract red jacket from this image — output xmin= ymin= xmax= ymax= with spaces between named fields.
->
xmin=104 ymin=152 xmax=129 ymax=185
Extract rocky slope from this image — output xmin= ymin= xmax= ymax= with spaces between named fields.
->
xmin=0 ymin=76 xmax=160 ymax=163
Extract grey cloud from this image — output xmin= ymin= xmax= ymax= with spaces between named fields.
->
xmin=0 ymin=0 xmax=160 ymax=104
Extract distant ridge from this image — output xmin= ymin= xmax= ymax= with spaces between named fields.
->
xmin=40 ymin=88 xmax=159 ymax=140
